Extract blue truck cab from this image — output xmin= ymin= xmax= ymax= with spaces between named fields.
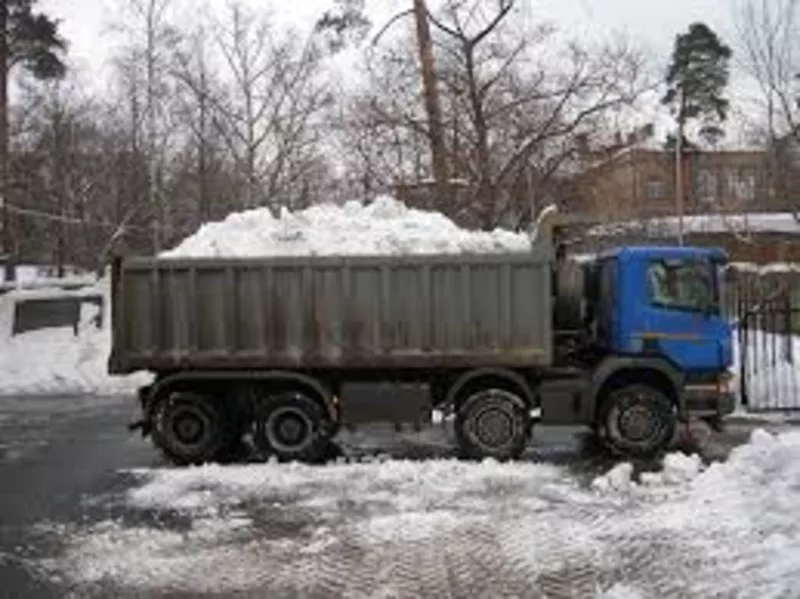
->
xmin=586 ymin=245 xmax=735 ymax=427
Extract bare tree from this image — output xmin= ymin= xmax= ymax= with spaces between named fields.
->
xmin=10 ymin=73 xmax=154 ymax=270
xmin=172 ymin=21 xmax=221 ymax=224
xmin=413 ymin=0 xmax=450 ymax=202
xmin=209 ymin=2 xmax=331 ymax=212
xmin=734 ymin=0 xmax=800 ymax=213
xmin=357 ymin=0 xmax=647 ymax=228
xmin=112 ymin=0 xmax=181 ymax=252
xmin=736 ymin=0 xmax=799 ymax=139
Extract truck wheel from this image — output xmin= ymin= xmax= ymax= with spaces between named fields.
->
xmin=254 ymin=391 xmax=330 ymax=463
xmin=151 ymin=392 xmax=232 ymax=466
xmin=455 ymin=388 xmax=531 ymax=461
xmin=598 ymin=384 xmax=676 ymax=458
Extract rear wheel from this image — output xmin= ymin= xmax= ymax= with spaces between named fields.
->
xmin=254 ymin=391 xmax=331 ymax=463
xmin=597 ymin=384 xmax=676 ymax=458
xmin=151 ymin=392 xmax=236 ymax=466
xmin=455 ymin=388 xmax=531 ymax=461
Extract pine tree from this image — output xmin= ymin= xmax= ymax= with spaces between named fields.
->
xmin=662 ymin=22 xmax=731 ymax=243
xmin=662 ymin=22 xmax=732 ymax=144
xmin=315 ymin=0 xmax=371 ymax=53
xmin=0 ymin=0 xmax=66 ymax=260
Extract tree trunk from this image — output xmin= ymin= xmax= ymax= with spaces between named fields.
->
xmin=412 ymin=0 xmax=449 ymax=205
xmin=0 ymin=0 xmax=10 ymax=270
xmin=54 ymin=95 xmax=66 ymax=277
xmin=198 ymin=65 xmax=209 ymax=222
xmin=464 ymin=45 xmax=493 ymax=227
xmin=146 ymin=0 xmax=162 ymax=253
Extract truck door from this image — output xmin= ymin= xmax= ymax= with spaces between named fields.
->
xmin=595 ymin=258 xmax=618 ymax=348
xmin=637 ymin=257 xmax=730 ymax=371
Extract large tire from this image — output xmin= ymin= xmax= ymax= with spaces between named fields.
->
xmin=455 ymin=388 xmax=531 ymax=461
xmin=254 ymin=391 xmax=330 ymax=463
xmin=597 ymin=384 xmax=676 ymax=458
xmin=151 ymin=392 xmax=236 ymax=466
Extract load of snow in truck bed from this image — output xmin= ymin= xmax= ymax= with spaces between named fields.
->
xmin=0 ymin=196 xmax=534 ymax=395
xmin=161 ymin=196 xmax=532 ymax=258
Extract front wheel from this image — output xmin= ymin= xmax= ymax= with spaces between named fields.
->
xmin=597 ymin=384 xmax=676 ymax=458
xmin=455 ymin=388 xmax=531 ymax=461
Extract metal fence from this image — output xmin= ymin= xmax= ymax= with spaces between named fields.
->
xmin=738 ymin=302 xmax=800 ymax=412
xmin=726 ymin=268 xmax=800 ymax=412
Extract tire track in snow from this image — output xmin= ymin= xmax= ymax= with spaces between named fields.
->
xmin=28 ymin=430 xmax=800 ymax=598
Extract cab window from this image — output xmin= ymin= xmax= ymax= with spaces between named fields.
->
xmin=647 ymin=259 xmax=716 ymax=312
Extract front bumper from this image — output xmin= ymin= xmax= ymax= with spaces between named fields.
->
xmin=684 ymin=376 xmax=736 ymax=420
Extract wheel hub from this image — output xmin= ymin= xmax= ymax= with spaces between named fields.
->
xmin=169 ymin=408 xmax=210 ymax=447
xmin=267 ymin=407 xmax=313 ymax=451
xmin=276 ymin=414 xmax=306 ymax=445
xmin=474 ymin=407 xmax=514 ymax=448
xmin=619 ymin=404 xmax=657 ymax=442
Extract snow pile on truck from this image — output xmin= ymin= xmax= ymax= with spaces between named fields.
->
xmin=0 ymin=196 xmax=533 ymax=395
xmin=162 ymin=196 xmax=532 ymax=258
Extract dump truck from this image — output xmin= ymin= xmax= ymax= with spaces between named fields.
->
xmin=109 ymin=212 xmax=735 ymax=465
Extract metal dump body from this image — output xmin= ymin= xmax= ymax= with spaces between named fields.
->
xmin=109 ymin=247 xmax=554 ymax=374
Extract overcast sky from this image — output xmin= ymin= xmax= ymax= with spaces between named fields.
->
xmin=36 ymin=0 xmax=751 ymax=142
xmin=39 ymin=0 xmax=739 ymax=75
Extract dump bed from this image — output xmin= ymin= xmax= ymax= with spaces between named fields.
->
xmin=108 ymin=247 xmax=553 ymax=374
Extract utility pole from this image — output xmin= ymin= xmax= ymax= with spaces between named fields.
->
xmin=412 ymin=0 xmax=449 ymax=205
xmin=675 ymin=88 xmax=685 ymax=246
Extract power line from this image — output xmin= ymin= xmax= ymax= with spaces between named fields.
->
xmin=5 ymin=202 xmax=202 ymax=236
xmin=4 ymin=204 xmax=130 ymax=229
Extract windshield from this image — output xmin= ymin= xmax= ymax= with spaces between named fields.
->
xmin=647 ymin=258 xmax=718 ymax=312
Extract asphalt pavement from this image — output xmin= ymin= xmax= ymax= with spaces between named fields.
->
xmin=0 ymin=395 xmax=792 ymax=598
xmin=0 ymin=396 xmax=156 ymax=597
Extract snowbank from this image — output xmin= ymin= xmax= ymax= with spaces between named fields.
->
xmin=728 ymin=261 xmax=800 ymax=274
xmin=0 ymin=279 xmax=151 ymax=396
xmin=162 ymin=196 xmax=532 ymax=258
xmin=589 ymin=212 xmax=800 ymax=239
xmin=31 ymin=429 xmax=800 ymax=596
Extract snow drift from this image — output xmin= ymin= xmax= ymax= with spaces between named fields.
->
xmin=161 ymin=196 xmax=532 ymax=258
xmin=0 ymin=279 xmax=151 ymax=396
xmin=32 ymin=429 xmax=800 ymax=596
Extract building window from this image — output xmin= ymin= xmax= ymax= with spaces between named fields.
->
xmin=727 ymin=168 xmax=755 ymax=202
xmin=645 ymin=179 xmax=665 ymax=200
xmin=696 ymin=169 xmax=717 ymax=203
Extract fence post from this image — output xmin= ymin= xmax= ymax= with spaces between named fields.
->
xmin=740 ymin=304 xmax=749 ymax=409
xmin=785 ymin=289 xmax=793 ymax=364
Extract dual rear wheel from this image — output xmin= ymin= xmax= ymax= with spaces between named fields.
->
xmin=150 ymin=388 xmax=334 ymax=466
xmin=455 ymin=388 xmax=532 ymax=461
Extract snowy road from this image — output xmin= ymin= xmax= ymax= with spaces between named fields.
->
xmin=2 ymin=396 xmax=800 ymax=598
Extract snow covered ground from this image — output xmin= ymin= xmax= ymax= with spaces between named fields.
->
xmin=30 ymin=428 xmax=800 ymax=597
